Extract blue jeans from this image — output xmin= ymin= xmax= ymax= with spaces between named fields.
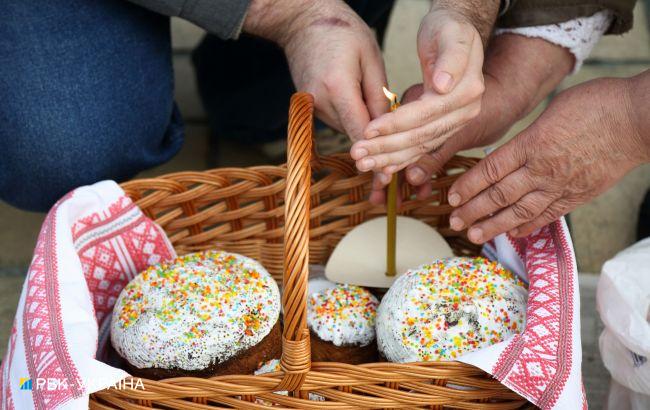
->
xmin=0 ymin=0 xmax=393 ymax=212
xmin=0 ymin=0 xmax=183 ymax=212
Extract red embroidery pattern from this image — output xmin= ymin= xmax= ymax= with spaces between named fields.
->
xmin=71 ymin=197 xmax=133 ymax=242
xmin=493 ymin=222 xmax=576 ymax=408
xmin=1 ymin=323 xmax=17 ymax=409
xmin=10 ymin=191 xmax=175 ymax=409
xmin=74 ymin=198 xmax=174 ymax=342
xmin=23 ymin=201 xmax=82 ymax=409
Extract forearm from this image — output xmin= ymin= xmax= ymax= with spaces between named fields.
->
xmin=243 ymin=0 xmax=356 ymax=48
xmin=485 ymin=34 xmax=573 ymax=123
xmin=244 ymin=0 xmax=306 ymax=46
xmin=431 ymin=0 xmax=500 ymax=46
xmin=626 ymin=70 xmax=650 ymax=162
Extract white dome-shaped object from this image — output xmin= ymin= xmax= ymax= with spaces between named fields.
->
xmin=377 ymin=257 xmax=527 ymax=363
xmin=111 ymin=251 xmax=280 ymax=371
xmin=325 ymin=216 xmax=454 ymax=288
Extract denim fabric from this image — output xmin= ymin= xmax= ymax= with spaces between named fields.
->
xmin=0 ymin=0 xmax=394 ymax=212
xmin=0 ymin=0 xmax=183 ymax=212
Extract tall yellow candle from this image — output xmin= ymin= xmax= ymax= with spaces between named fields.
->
xmin=382 ymin=87 xmax=399 ymax=277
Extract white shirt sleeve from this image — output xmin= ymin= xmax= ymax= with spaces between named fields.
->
xmin=494 ymin=10 xmax=614 ymax=73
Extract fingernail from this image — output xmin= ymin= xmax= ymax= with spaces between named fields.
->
xmin=434 ymin=71 xmax=453 ymax=93
xmin=448 ymin=192 xmax=461 ymax=206
xmin=468 ymin=227 xmax=483 ymax=243
xmin=354 ymin=148 xmax=369 ymax=158
xmin=449 ymin=216 xmax=464 ymax=231
xmin=408 ymin=167 xmax=425 ymax=184
xmin=360 ymin=158 xmax=375 ymax=171
xmin=366 ymin=129 xmax=379 ymax=139
xmin=378 ymin=173 xmax=390 ymax=184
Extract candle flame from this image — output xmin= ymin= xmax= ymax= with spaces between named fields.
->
xmin=382 ymin=86 xmax=397 ymax=105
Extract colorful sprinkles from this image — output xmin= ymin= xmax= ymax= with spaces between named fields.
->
xmin=307 ymin=284 xmax=379 ymax=347
xmin=376 ymin=257 xmax=527 ymax=363
xmin=110 ymin=250 xmax=280 ymax=371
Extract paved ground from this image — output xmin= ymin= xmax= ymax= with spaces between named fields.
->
xmin=0 ymin=0 xmax=648 ymax=407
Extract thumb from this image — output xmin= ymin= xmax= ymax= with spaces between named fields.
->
xmin=406 ymin=141 xmax=457 ymax=186
xmin=419 ymin=17 xmax=475 ymax=94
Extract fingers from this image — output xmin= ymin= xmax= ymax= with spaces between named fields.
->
xmin=368 ymin=172 xmax=405 ymax=206
xmin=369 ymin=172 xmax=390 ymax=205
xmin=351 ymin=101 xmax=478 ymax=171
xmin=448 ymin=138 xmax=525 ymax=207
xmin=330 ymin=79 xmax=372 ymax=142
xmin=408 ymin=144 xmax=456 ymax=201
xmin=363 ymin=83 xmax=481 ymax=139
xmin=313 ymin=98 xmax=343 ymax=134
xmin=425 ymin=19 xmax=476 ymax=94
xmin=406 ymin=141 xmax=456 ymax=186
xmin=354 ymin=120 xmax=464 ymax=174
xmin=465 ymin=191 xmax=553 ymax=244
xmin=510 ymin=200 xmax=572 ymax=238
xmin=369 ymin=141 xmax=456 ymax=204
xmin=449 ymin=167 xmax=536 ymax=231
xmin=361 ymin=46 xmax=389 ymax=120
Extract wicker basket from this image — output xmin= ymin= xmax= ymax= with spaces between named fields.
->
xmin=90 ymin=93 xmax=532 ymax=409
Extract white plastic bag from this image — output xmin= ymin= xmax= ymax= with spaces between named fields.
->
xmin=597 ymin=238 xmax=650 ymax=409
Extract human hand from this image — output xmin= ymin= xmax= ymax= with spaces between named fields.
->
xmin=447 ymin=73 xmax=650 ymax=244
xmin=244 ymin=0 xmax=386 ymax=141
xmin=350 ymin=2 xmax=500 ymax=175
xmin=367 ymin=34 xmax=575 ymax=205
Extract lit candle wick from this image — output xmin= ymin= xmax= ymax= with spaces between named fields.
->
xmin=382 ymin=86 xmax=399 ymax=110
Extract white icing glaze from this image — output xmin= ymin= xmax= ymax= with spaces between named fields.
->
xmin=110 ymin=250 xmax=280 ymax=371
xmin=377 ymin=257 xmax=527 ymax=363
xmin=307 ymin=276 xmax=337 ymax=295
xmin=307 ymin=284 xmax=378 ymax=347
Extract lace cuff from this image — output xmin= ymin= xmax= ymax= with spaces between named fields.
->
xmin=495 ymin=10 xmax=613 ymax=73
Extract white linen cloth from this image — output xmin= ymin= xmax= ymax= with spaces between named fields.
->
xmin=469 ymin=218 xmax=584 ymax=409
xmin=0 ymin=181 xmax=582 ymax=409
xmin=0 ymin=181 xmax=176 ymax=409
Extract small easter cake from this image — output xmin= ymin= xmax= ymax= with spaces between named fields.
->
xmin=110 ymin=250 xmax=281 ymax=379
xmin=376 ymin=256 xmax=527 ymax=363
xmin=307 ymin=282 xmax=379 ymax=364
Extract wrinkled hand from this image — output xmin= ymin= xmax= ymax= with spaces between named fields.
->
xmin=448 ymin=75 xmax=650 ymax=244
xmin=245 ymin=0 xmax=386 ymax=141
xmin=368 ymin=34 xmax=575 ymax=205
xmin=350 ymin=7 xmax=486 ymax=174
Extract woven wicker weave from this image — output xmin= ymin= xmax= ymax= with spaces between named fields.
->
xmin=90 ymin=93 xmax=532 ymax=409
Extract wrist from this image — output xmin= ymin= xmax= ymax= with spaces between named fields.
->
xmin=430 ymin=0 xmax=500 ymax=46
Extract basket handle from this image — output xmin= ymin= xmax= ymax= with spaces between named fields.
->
xmin=277 ymin=93 xmax=314 ymax=393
